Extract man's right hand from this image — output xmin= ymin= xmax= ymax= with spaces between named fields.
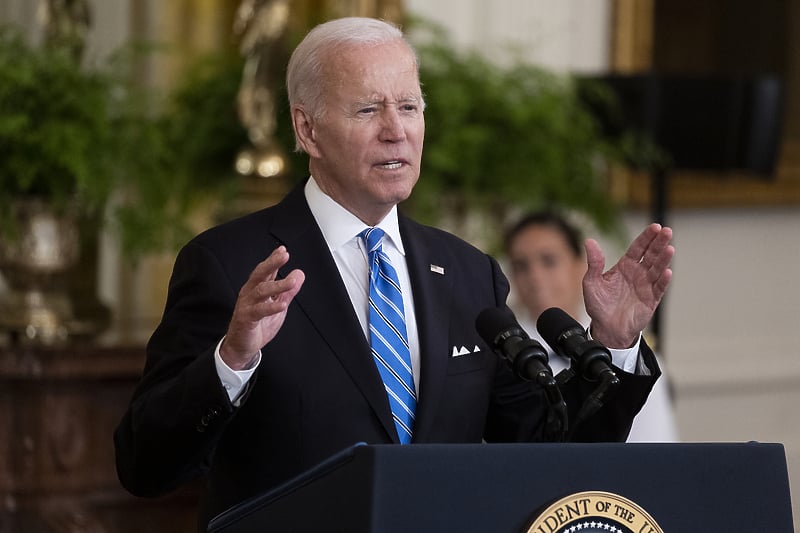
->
xmin=220 ymin=246 xmax=305 ymax=370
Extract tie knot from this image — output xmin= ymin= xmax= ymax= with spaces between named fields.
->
xmin=359 ymin=227 xmax=385 ymax=254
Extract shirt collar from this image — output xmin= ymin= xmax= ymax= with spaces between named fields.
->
xmin=304 ymin=176 xmax=405 ymax=255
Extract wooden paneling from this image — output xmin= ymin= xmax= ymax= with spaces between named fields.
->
xmin=0 ymin=346 xmax=199 ymax=533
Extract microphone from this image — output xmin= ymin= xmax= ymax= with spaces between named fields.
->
xmin=537 ymin=307 xmax=620 ymax=436
xmin=475 ymin=307 xmax=554 ymax=385
xmin=476 ymin=306 xmax=567 ymax=441
xmin=536 ymin=307 xmax=619 ymax=386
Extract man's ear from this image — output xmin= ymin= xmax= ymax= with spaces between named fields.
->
xmin=291 ymin=105 xmax=321 ymax=158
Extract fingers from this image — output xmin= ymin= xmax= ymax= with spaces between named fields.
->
xmin=583 ymin=238 xmax=606 ymax=283
xmin=645 ymin=242 xmax=675 ymax=284
xmin=238 ymin=246 xmax=305 ymax=318
xmin=624 ymin=222 xmax=673 ymax=267
xmin=653 ymin=266 xmax=673 ymax=300
xmin=253 ymin=268 xmax=305 ymax=314
xmin=223 ymin=246 xmax=305 ymax=362
xmin=246 ymin=245 xmax=291 ymax=287
xmin=636 ymin=226 xmax=674 ymax=285
xmin=623 ymin=223 xmax=663 ymax=263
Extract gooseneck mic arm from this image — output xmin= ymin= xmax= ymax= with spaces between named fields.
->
xmin=537 ymin=307 xmax=621 ymax=437
xmin=476 ymin=307 xmax=567 ymax=441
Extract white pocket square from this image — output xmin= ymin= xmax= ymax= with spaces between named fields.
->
xmin=451 ymin=345 xmax=481 ymax=357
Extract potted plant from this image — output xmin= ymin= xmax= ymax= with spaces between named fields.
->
xmin=403 ymin=20 xmax=633 ymax=251
xmin=0 ymin=25 xmax=134 ymax=343
xmin=0 ymin=26 xmax=245 ymax=343
xmin=0 ymin=26 xmax=121 ymax=222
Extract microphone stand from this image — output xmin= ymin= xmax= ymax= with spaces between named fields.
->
xmin=510 ymin=341 xmax=568 ymax=442
xmin=540 ymin=376 xmax=568 ymax=442
xmin=566 ymin=368 xmax=620 ymax=441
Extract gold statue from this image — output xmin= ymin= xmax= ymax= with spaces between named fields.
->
xmin=38 ymin=0 xmax=92 ymax=62
xmin=232 ymin=0 xmax=404 ymax=180
xmin=234 ymin=0 xmax=290 ymax=158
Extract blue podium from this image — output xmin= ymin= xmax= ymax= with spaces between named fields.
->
xmin=208 ymin=442 xmax=794 ymax=532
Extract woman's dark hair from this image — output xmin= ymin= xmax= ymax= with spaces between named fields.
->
xmin=504 ymin=211 xmax=584 ymax=258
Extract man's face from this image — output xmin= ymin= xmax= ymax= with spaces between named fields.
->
xmin=509 ymin=225 xmax=587 ymax=320
xmin=299 ymin=39 xmax=425 ymax=225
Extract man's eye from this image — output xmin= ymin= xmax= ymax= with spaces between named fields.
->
xmin=357 ymin=107 xmax=377 ymax=115
xmin=401 ymin=103 xmax=419 ymax=112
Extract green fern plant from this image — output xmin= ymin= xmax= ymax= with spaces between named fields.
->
xmin=0 ymin=27 xmax=250 ymax=258
xmin=0 ymin=27 xmax=117 ymax=229
xmin=404 ymin=20 xmax=631 ymax=246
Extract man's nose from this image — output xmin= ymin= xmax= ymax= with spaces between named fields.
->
xmin=379 ymin=108 xmax=406 ymax=141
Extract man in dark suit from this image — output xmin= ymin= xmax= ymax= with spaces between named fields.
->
xmin=114 ymin=16 xmax=675 ymax=530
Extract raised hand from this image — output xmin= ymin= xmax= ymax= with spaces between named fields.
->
xmin=582 ymin=224 xmax=674 ymax=349
xmin=220 ymin=246 xmax=305 ymax=370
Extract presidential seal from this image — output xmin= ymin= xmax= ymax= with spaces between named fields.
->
xmin=525 ymin=491 xmax=664 ymax=533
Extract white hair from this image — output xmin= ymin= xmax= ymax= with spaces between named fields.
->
xmin=286 ymin=17 xmax=420 ymax=149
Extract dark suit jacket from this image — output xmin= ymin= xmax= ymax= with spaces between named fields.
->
xmin=114 ymin=183 xmax=659 ymax=529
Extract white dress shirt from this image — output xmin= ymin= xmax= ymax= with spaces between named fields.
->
xmin=214 ymin=177 xmax=421 ymax=402
xmin=303 ymin=176 xmax=421 ymax=390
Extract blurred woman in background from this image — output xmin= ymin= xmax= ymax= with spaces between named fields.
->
xmin=505 ymin=211 xmax=679 ymax=442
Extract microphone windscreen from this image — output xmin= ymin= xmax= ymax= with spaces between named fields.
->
xmin=536 ymin=307 xmax=581 ymax=347
xmin=475 ymin=307 xmax=517 ymax=345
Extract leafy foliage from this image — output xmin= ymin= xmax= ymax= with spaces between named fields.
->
xmin=111 ymin=51 xmax=249 ymax=257
xmin=0 ymin=27 xmax=116 ymax=224
xmin=111 ymin=50 xmax=306 ymax=256
xmin=405 ymin=21 xmax=627 ymax=240
xmin=0 ymin=17 xmax=643 ymax=257
xmin=0 ymin=27 xmax=250 ymax=257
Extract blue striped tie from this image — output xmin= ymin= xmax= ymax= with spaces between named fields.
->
xmin=360 ymin=227 xmax=416 ymax=444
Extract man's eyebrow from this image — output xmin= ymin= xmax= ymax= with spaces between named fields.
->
xmin=353 ymin=95 xmax=423 ymax=105
xmin=343 ymin=96 xmax=423 ymax=114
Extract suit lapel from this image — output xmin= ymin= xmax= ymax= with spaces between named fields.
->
xmin=269 ymin=186 xmax=398 ymax=442
xmin=399 ymin=217 xmax=454 ymax=441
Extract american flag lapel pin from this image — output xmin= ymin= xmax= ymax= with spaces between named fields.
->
xmin=430 ymin=264 xmax=445 ymax=275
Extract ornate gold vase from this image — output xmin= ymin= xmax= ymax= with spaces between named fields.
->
xmin=0 ymin=200 xmax=82 ymax=344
